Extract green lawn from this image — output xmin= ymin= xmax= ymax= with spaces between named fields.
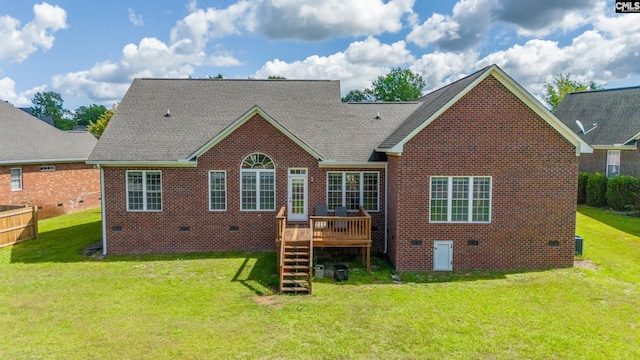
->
xmin=1 ymin=206 xmax=639 ymax=359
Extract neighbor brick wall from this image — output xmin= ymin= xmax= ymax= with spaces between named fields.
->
xmin=0 ymin=162 xmax=101 ymax=219
xmin=387 ymin=75 xmax=578 ymax=271
xmin=579 ymin=148 xmax=640 ymax=177
xmin=104 ymin=114 xmax=385 ymax=255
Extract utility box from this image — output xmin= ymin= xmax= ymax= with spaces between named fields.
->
xmin=575 ymin=236 xmax=584 ymax=256
xmin=334 ymin=264 xmax=349 ymax=282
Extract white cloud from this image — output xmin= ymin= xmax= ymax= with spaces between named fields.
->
xmin=0 ymin=77 xmax=46 ymax=106
xmin=410 ymin=51 xmax=479 ymax=91
xmin=256 ymin=0 xmax=415 ymax=40
xmin=128 ymin=8 xmax=144 ymax=26
xmin=344 ymin=37 xmax=414 ymax=66
xmin=0 ymin=2 xmax=67 ymax=63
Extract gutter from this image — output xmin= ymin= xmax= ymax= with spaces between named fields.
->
xmin=384 ymin=162 xmax=388 ymax=254
xmin=0 ymin=158 xmax=89 ymax=166
xmin=99 ymin=165 xmax=107 ymax=256
xmin=86 ymin=160 xmax=197 ymax=167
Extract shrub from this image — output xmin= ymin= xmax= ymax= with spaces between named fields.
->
xmin=606 ymin=175 xmax=640 ymax=211
xmin=586 ymin=172 xmax=607 ymax=207
xmin=577 ymin=172 xmax=589 ymax=204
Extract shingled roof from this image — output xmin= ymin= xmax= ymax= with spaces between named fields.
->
xmin=0 ymin=101 xmax=97 ymax=165
xmin=89 ymin=65 xmax=589 ymax=165
xmin=554 ymin=86 xmax=640 ymax=146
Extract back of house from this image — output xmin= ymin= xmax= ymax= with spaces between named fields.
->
xmin=554 ymin=86 xmax=640 ymax=178
xmin=0 ymin=101 xmax=100 ymax=218
xmin=89 ymin=65 xmax=590 ymax=271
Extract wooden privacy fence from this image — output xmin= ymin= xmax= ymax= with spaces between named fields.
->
xmin=0 ymin=205 xmax=38 ymax=248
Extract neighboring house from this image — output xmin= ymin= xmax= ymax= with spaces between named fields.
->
xmin=19 ymin=107 xmax=54 ymax=126
xmin=88 ymin=65 xmax=590 ymax=272
xmin=554 ymin=86 xmax=640 ymax=177
xmin=0 ymin=101 xmax=101 ymax=219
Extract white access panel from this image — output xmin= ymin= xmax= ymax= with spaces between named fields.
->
xmin=433 ymin=240 xmax=453 ymax=271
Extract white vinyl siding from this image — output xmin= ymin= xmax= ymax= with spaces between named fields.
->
xmin=430 ymin=176 xmax=491 ymax=223
xmin=10 ymin=168 xmax=22 ymax=191
xmin=126 ymin=171 xmax=162 ymax=211
xmin=209 ymin=171 xmax=226 ymax=211
xmin=326 ymin=172 xmax=379 ymax=212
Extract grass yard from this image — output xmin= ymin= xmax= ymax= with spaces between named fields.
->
xmin=0 ymin=206 xmax=639 ymax=359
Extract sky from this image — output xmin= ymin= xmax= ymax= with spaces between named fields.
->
xmin=1 ymin=0 xmax=640 ymax=112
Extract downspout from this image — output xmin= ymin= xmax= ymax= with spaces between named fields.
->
xmin=384 ymin=162 xmax=388 ymax=254
xmin=99 ymin=165 xmax=107 ymax=256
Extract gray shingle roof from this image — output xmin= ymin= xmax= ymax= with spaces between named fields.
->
xmin=0 ymin=101 xmax=97 ymax=165
xmin=89 ymin=79 xmax=421 ymax=163
xmin=554 ymin=86 xmax=640 ymax=146
xmin=377 ymin=66 xmax=491 ymax=149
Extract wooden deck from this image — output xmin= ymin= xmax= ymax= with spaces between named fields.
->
xmin=276 ymin=206 xmax=371 ymax=294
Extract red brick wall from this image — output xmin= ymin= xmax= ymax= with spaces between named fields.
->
xmin=103 ymin=114 xmax=385 ymax=254
xmin=580 ymin=147 xmax=640 ymax=177
xmin=0 ymin=162 xmax=101 ymax=219
xmin=387 ymin=75 xmax=578 ymax=271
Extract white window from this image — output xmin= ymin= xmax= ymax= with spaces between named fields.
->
xmin=209 ymin=171 xmax=226 ymax=211
xmin=430 ymin=176 xmax=491 ymax=223
xmin=10 ymin=168 xmax=22 ymax=191
xmin=326 ymin=172 xmax=379 ymax=212
xmin=40 ymin=165 xmax=55 ymax=172
xmin=241 ymin=153 xmax=275 ymax=211
xmin=607 ymin=150 xmax=620 ymax=177
xmin=127 ymin=171 xmax=162 ymax=211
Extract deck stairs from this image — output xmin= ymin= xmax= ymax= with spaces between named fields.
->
xmin=279 ymin=237 xmax=312 ymax=294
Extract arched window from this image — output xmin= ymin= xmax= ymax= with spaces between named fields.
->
xmin=241 ymin=153 xmax=275 ymax=210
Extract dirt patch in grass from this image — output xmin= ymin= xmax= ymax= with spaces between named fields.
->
xmin=574 ymin=259 xmax=598 ymax=270
xmin=253 ymin=295 xmax=285 ymax=309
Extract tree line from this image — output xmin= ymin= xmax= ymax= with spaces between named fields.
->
xmin=28 ymin=91 xmax=114 ymax=138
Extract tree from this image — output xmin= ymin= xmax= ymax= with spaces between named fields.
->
xmin=267 ymin=75 xmax=287 ymax=80
xmin=73 ymin=104 xmax=107 ymax=126
xmin=341 ymin=89 xmax=371 ymax=102
xmin=87 ymin=105 xmax=116 ymax=139
xmin=341 ymin=68 xmax=426 ymax=103
xmin=370 ymin=67 xmax=426 ymax=102
xmin=542 ymin=73 xmax=604 ymax=110
xmin=30 ymin=91 xmax=72 ymax=130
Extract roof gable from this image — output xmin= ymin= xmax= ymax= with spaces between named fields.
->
xmin=189 ymin=106 xmax=324 ymax=161
xmin=554 ymin=86 xmax=640 ymax=146
xmin=377 ymin=65 xmax=591 ymax=155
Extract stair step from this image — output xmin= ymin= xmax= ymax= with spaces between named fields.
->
xmin=282 ymin=279 xmax=310 ymax=285
xmin=284 ymin=252 xmax=310 ymax=256
xmin=282 ymin=272 xmax=309 ymax=277
xmin=283 ymin=259 xmax=309 ymax=264
xmin=285 ymin=246 xmax=310 ymax=250
xmin=283 ymin=265 xmax=309 ymax=270
xmin=281 ymin=287 xmax=310 ymax=293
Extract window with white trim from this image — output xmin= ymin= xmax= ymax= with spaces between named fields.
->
xmin=607 ymin=150 xmax=620 ymax=177
xmin=430 ymin=176 xmax=491 ymax=223
xmin=241 ymin=153 xmax=275 ymax=211
xmin=326 ymin=172 xmax=379 ymax=211
xmin=40 ymin=165 xmax=55 ymax=172
xmin=127 ymin=171 xmax=162 ymax=211
xmin=209 ymin=171 xmax=226 ymax=211
xmin=10 ymin=168 xmax=22 ymax=191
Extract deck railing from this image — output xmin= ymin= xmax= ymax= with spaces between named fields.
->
xmin=310 ymin=206 xmax=371 ymax=244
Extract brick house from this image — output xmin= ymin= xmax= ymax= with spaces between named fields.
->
xmin=88 ymin=65 xmax=590 ymax=272
xmin=0 ymin=101 xmax=101 ymax=219
xmin=554 ymin=86 xmax=640 ymax=177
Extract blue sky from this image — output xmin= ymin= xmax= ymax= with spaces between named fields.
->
xmin=1 ymin=0 xmax=639 ymax=111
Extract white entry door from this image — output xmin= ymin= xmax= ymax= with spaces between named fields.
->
xmin=288 ymin=168 xmax=308 ymax=221
xmin=433 ymin=240 xmax=453 ymax=271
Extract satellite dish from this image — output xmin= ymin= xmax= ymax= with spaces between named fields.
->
xmin=575 ymin=120 xmax=586 ymax=134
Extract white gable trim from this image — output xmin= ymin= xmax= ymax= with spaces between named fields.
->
xmin=188 ymin=106 xmax=324 ymax=161
xmin=378 ymin=65 xmax=592 ymax=156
